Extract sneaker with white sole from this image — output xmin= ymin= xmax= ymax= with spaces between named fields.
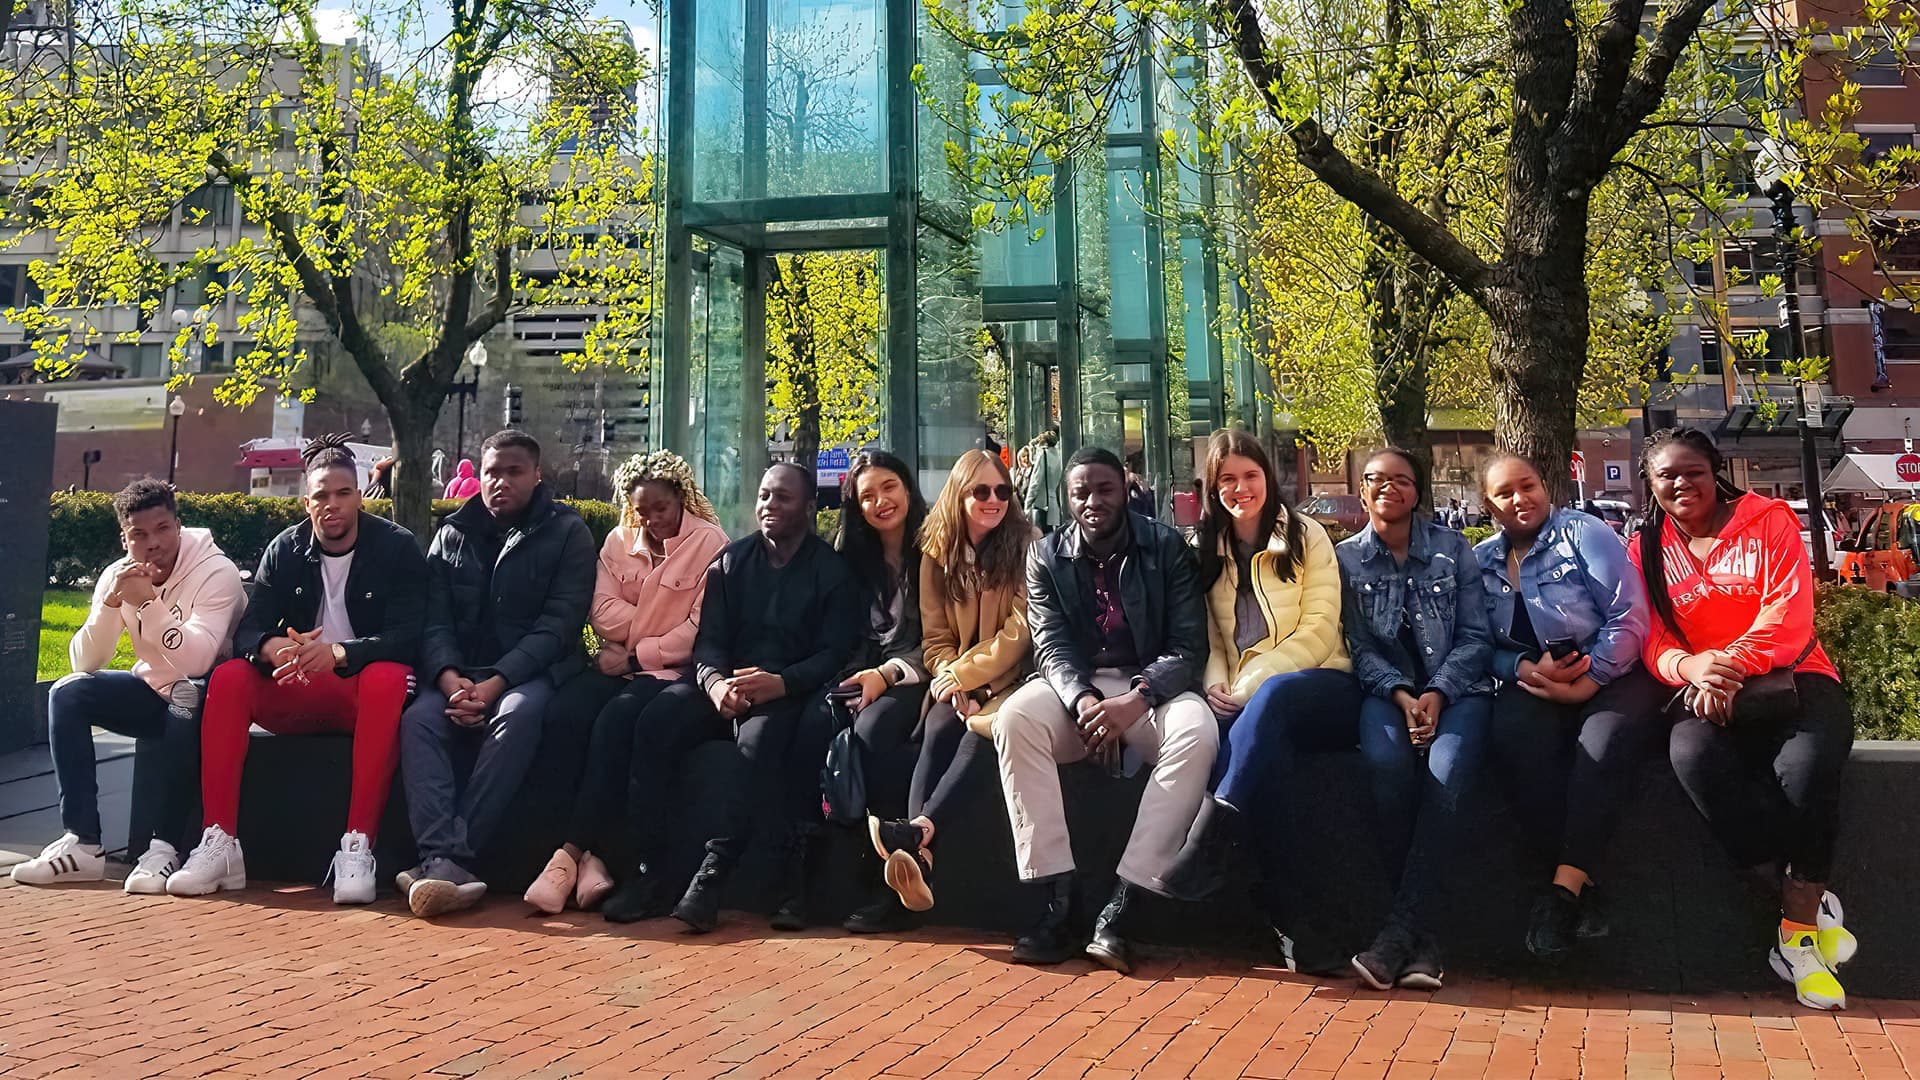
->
xmin=326 ymin=832 xmax=376 ymax=905
xmin=166 ymin=825 xmax=247 ymax=896
xmin=123 ymin=840 xmax=180 ymax=895
xmin=9 ymin=832 xmax=106 ymax=885
xmin=1770 ymin=930 xmax=1847 ymax=1010
xmin=1816 ymin=890 xmax=1857 ymax=969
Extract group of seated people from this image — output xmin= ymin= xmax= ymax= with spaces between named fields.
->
xmin=13 ymin=423 xmax=1859 ymax=1011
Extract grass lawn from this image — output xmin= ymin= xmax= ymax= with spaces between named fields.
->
xmin=40 ymin=587 xmax=135 ymax=682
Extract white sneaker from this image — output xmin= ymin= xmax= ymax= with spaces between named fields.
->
xmin=1816 ymin=890 xmax=1857 ymax=969
xmin=123 ymin=840 xmax=180 ymax=895
xmin=9 ymin=832 xmax=105 ymax=885
xmin=1770 ymin=930 xmax=1847 ymax=1011
xmin=327 ymin=832 xmax=376 ymax=905
xmin=166 ymin=826 xmax=247 ymax=896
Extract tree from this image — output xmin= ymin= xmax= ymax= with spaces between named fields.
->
xmin=922 ymin=0 xmax=1918 ymax=497
xmin=1 ymin=0 xmax=653 ymax=539
xmin=765 ymin=250 xmax=883 ymax=476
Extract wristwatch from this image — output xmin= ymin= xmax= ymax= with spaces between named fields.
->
xmin=330 ymin=643 xmax=347 ymax=670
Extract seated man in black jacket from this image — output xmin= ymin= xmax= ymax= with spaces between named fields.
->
xmin=665 ymin=462 xmax=860 ymax=934
xmin=169 ymin=437 xmax=425 ymax=904
xmin=992 ymin=446 xmax=1215 ymax=974
xmin=400 ymin=431 xmax=596 ymax=917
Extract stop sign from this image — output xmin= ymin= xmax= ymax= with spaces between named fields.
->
xmin=1897 ymin=454 xmax=1920 ymax=484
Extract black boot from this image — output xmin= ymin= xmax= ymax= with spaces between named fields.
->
xmin=1575 ymin=883 xmax=1610 ymax=941
xmin=602 ymin=860 xmax=671 ymax=924
xmin=1271 ymin=916 xmax=1348 ymax=976
xmin=1525 ymin=884 xmax=1581 ymax=961
xmin=673 ymin=848 xmax=736 ymax=934
xmin=769 ymin=826 xmax=816 ymax=932
xmin=1086 ymin=880 xmax=1142 ymax=975
xmin=1010 ymin=875 xmax=1076 ymax=965
xmin=844 ymin=893 xmax=913 ymax=934
xmin=1158 ymin=797 xmax=1243 ymax=902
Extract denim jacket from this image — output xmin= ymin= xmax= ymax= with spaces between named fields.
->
xmin=1473 ymin=507 xmax=1648 ymax=686
xmin=1336 ymin=517 xmax=1493 ymax=703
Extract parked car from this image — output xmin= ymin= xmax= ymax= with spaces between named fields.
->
xmin=1299 ymin=493 xmax=1368 ymax=540
xmin=1584 ymin=499 xmax=1632 ymax=537
xmin=1787 ymin=499 xmax=1847 ymax=572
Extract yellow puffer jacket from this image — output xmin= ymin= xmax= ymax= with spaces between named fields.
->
xmin=1202 ymin=509 xmax=1351 ymax=704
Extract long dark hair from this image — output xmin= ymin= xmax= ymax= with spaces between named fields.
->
xmin=923 ymin=449 xmax=1032 ymax=603
xmin=1197 ymin=428 xmax=1305 ymax=586
xmin=1637 ymin=426 xmax=1746 ymax=644
xmin=836 ymin=449 xmax=928 ymax=606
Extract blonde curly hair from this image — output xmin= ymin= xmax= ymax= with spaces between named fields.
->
xmin=612 ymin=450 xmax=721 ymax=528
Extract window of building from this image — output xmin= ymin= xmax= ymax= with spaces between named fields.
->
xmin=181 ymin=183 xmax=234 ymax=227
xmin=1869 ymin=221 xmax=1920 ymax=271
xmin=1860 ymin=131 xmax=1914 ymax=164
xmin=1852 ymin=45 xmax=1906 ymax=87
xmin=1877 ymin=304 xmax=1920 ymax=361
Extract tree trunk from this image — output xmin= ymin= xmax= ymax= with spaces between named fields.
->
xmin=1485 ymin=257 xmax=1587 ymax=504
xmin=387 ymin=404 xmax=438 ymax=547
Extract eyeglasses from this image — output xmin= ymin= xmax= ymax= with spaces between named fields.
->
xmin=1362 ymin=473 xmax=1417 ymax=491
xmin=970 ymin=484 xmax=1015 ymax=503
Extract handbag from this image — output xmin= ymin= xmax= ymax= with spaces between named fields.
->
xmin=1669 ymin=638 xmax=1817 ymax=725
xmin=818 ymin=690 xmax=867 ymax=826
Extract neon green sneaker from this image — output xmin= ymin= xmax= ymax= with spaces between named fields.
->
xmin=1770 ymin=931 xmax=1847 ymax=1011
xmin=1816 ymin=890 xmax=1857 ymax=969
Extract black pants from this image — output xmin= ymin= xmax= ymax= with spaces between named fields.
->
xmin=561 ymin=672 xmax=679 ymax=871
xmin=1668 ymin=673 xmax=1853 ymax=882
xmin=680 ymin=690 xmax=832 ymax=861
xmin=819 ymin=683 xmax=924 ymax=819
xmin=910 ymin=698 xmax=994 ymax=825
xmin=1488 ymin=667 xmax=1666 ymax=878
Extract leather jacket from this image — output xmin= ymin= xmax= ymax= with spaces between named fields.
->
xmin=1025 ymin=511 xmax=1208 ymax=708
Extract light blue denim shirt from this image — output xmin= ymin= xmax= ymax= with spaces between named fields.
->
xmin=1472 ymin=507 xmax=1648 ymax=686
xmin=1336 ymin=516 xmax=1494 ymax=703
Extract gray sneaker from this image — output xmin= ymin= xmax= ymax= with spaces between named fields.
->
xmin=407 ymin=857 xmax=487 ymax=918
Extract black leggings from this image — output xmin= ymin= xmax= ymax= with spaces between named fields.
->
xmin=829 ymin=684 xmax=995 ymax=828
xmin=1667 ymin=673 xmax=1853 ymax=883
xmin=563 ymin=674 xmax=692 ymax=870
xmin=1488 ymin=667 xmax=1666 ymax=879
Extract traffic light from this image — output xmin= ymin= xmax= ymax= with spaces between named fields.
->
xmin=504 ymin=384 xmax=524 ymax=427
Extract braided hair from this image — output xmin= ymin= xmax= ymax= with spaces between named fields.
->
xmin=611 ymin=449 xmax=721 ymax=528
xmin=1638 ymin=426 xmax=1746 ymax=646
xmin=301 ymin=433 xmax=357 ymax=478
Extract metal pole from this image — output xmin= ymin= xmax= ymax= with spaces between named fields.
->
xmin=455 ymin=383 xmax=467 ymax=466
xmin=167 ymin=413 xmax=180 ymax=485
xmin=1773 ymin=181 xmax=1831 ymax=581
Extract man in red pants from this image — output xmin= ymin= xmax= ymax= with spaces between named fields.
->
xmin=169 ymin=436 xmax=427 ymax=903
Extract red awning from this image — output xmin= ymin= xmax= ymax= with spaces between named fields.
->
xmin=236 ymin=448 xmax=304 ymax=470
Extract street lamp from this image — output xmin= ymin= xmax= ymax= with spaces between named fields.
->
xmin=451 ymin=340 xmax=487 ymax=465
xmin=171 ymin=307 xmax=209 ymax=372
xmin=166 ymin=395 xmax=187 ymax=486
xmin=1755 ymin=138 xmax=1833 ymax=580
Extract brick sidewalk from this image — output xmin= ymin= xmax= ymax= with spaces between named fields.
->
xmin=2 ymin=882 xmax=1915 ymax=1079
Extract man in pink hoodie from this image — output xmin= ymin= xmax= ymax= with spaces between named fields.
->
xmin=12 ymin=479 xmax=246 ymax=893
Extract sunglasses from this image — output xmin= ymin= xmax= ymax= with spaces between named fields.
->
xmin=969 ymin=484 xmax=1015 ymax=503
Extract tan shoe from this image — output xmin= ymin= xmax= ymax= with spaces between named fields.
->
xmin=575 ymin=852 xmax=614 ymax=911
xmin=524 ymin=848 xmax=578 ymax=915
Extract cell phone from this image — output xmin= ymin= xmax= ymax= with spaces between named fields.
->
xmin=1546 ymin=638 xmax=1579 ymax=660
xmin=825 ymin=684 xmax=864 ymax=704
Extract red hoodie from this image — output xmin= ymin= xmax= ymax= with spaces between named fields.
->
xmin=1626 ymin=493 xmax=1838 ymax=687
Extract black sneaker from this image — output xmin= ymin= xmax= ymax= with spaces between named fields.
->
xmin=1526 ymin=885 xmax=1581 ymax=961
xmin=1397 ymin=932 xmax=1445 ymax=990
xmin=1351 ymin=924 xmax=1414 ymax=991
xmin=868 ymin=816 xmax=926 ymax=860
xmin=843 ymin=896 xmax=913 ymax=934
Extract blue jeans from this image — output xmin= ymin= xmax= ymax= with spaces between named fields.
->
xmin=48 ymin=670 xmax=198 ymax=848
xmin=1214 ymin=668 xmax=1489 ymax=933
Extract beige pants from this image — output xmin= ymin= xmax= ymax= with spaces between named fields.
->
xmin=992 ymin=670 xmax=1218 ymax=893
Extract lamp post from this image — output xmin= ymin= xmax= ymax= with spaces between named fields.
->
xmin=451 ymin=340 xmax=487 ymax=465
xmin=166 ymin=395 xmax=187 ymax=486
xmin=1756 ymin=138 xmax=1833 ymax=581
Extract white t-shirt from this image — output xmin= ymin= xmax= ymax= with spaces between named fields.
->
xmin=317 ymin=550 xmax=357 ymax=644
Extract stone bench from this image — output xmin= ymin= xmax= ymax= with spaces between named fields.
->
xmin=125 ymin=713 xmax=1920 ymax=999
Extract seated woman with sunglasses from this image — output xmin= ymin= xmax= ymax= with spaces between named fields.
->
xmin=1629 ymin=427 xmax=1856 ymax=1011
xmin=856 ymin=450 xmax=1036 ymax=932
xmin=1156 ymin=429 xmax=1352 ymax=973
xmin=1335 ymin=448 xmax=1492 ymax=990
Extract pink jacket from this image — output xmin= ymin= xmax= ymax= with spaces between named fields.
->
xmin=591 ymin=516 xmax=730 ymax=679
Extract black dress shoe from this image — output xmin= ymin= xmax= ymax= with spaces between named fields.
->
xmin=1159 ymin=797 xmax=1243 ymax=902
xmin=1010 ymin=875 xmax=1076 ymax=965
xmin=602 ymin=865 xmax=670 ymax=924
xmin=673 ymin=850 xmax=734 ymax=934
xmin=843 ymin=896 xmax=913 ymax=934
xmin=1085 ymin=880 xmax=1142 ymax=975
xmin=1526 ymin=885 xmax=1580 ymax=961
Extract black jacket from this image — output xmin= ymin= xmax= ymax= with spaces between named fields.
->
xmin=235 ymin=512 xmax=426 ymax=678
xmin=421 ymin=483 xmax=597 ymax=688
xmin=693 ymin=531 xmax=861 ymax=700
xmin=1026 ymin=511 xmax=1207 ymax=708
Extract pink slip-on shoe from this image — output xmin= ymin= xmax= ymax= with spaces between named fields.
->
xmin=575 ymin=852 xmax=614 ymax=911
xmin=524 ymin=849 xmax=578 ymax=915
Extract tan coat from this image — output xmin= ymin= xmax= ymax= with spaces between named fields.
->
xmin=1203 ymin=509 xmax=1351 ymax=705
xmin=919 ymin=551 xmax=1031 ymax=734
xmin=591 ymin=516 xmax=730 ymax=680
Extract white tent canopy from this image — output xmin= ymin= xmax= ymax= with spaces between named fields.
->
xmin=1823 ymin=453 xmax=1920 ymax=496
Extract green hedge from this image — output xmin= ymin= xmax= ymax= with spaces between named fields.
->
xmin=1813 ymin=584 xmax=1920 ymax=741
xmin=46 ymin=491 xmax=621 ymax=586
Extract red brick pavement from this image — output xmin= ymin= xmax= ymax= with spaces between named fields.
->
xmin=2 ymin=882 xmax=1916 ymax=1079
